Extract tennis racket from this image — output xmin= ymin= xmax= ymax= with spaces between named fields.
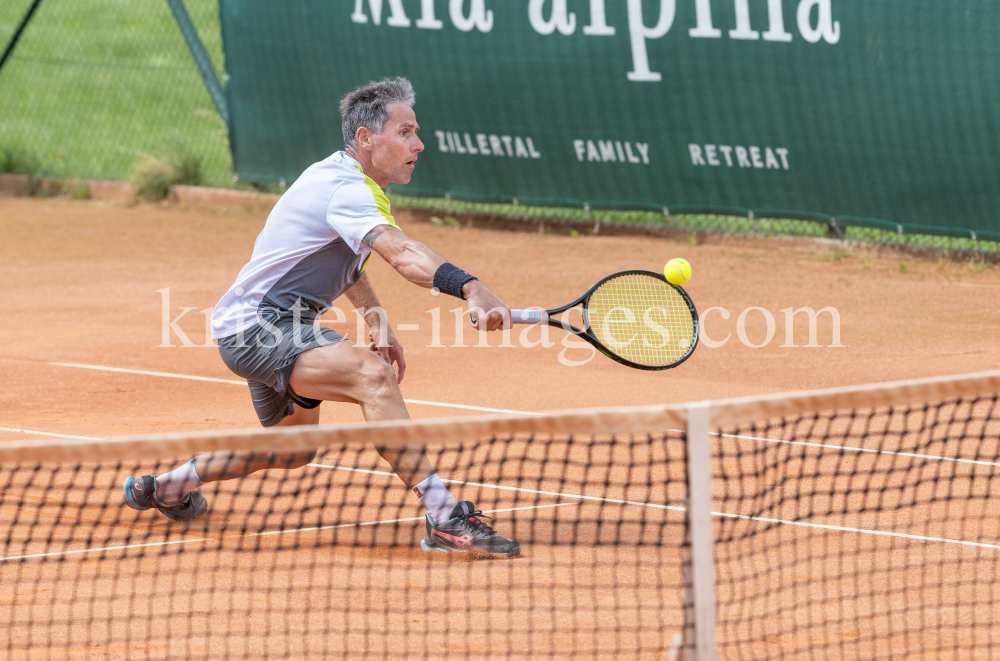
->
xmin=472 ymin=269 xmax=699 ymax=370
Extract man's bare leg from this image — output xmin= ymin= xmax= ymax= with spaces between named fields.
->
xmin=193 ymin=404 xmax=321 ymax=482
xmin=185 ymin=341 xmax=434 ymax=492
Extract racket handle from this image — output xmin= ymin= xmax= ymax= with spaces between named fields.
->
xmin=510 ymin=309 xmax=546 ymax=325
xmin=469 ymin=309 xmax=547 ymax=326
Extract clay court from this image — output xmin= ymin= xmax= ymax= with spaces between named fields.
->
xmin=1 ymin=196 xmax=999 ymax=659
xmin=2 ymin=196 xmax=998 ymax=436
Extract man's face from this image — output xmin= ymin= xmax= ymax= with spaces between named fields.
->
xmin=368 ymin=102 xmax=423 ymax=185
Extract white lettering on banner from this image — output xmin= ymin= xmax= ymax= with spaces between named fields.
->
xmin=528 ymin=0 xmax=576 ymax=36
xmin=476 ymin=133 xmax=491 ymax=153
xmin=688 ymin=0 xmax=721 ymax=38
xmin=626 ymin=0 xmax=676 ymax=82
xmin=765 ymin=147 xmax=780 ymax=169
xmin=351 ymin=0 xmax=841 ymax=82
xmin=351 ymin=0 xmax=410 ymax=27
xmin=416 ymin=0 xmax=444 ymax=29
xmin=436 ymin=130 xmax=541 ymax=158
xmin=450 ymin=0 xmax=493 ymax=33
xmin=763 ymin=0 xmax=793 ymax=41
xmin=729 ymin=0 xmax=758 ymax=39
xmin=689 ymin=144 xmax=790 ymax=170
xmin=705 ymin=144 xmax=720 ymax=166
xmin=583 ymin=0 xmax=615 ymax=35
xmin=797 ymin=0 xmax=840 ymax=43
xmin=575 ymin=139 xmax=650 ymax=165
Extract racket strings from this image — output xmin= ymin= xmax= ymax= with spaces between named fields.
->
xmin=586 ymin=273 xmax=695 ymax=366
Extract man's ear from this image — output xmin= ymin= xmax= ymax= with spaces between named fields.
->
xmin=355 ymin=127 xmax=369 ymax=150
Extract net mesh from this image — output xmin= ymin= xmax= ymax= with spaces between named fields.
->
xmin=3 ymin=380 xmax=1000 ymax=660
xmin=0 ymin=431 xmax=687 ymax=660
xmin=711 ymin=394 xmax=1000 ymax=660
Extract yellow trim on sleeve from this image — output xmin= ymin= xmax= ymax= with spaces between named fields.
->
xmin=354 ymin=164 xmax=398 ymax=228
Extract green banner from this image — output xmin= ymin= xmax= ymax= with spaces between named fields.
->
xmin=220 ymin=1 xmax=1000 ymax=238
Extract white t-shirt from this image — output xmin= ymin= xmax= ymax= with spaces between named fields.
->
xmin=211 ymin=152 xmax=397 ymax=339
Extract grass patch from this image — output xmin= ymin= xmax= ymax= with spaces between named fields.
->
xmin=389 ymin=194 xmax=830 ymax=239
xmin=0 ymin=143 xmax=42 ymax=176
xmin=132 ymin=146 xmax=204 ymax=201
xmin=845 ymin=226 xmax=1000 ymax=254
xmin=390 ymin=194 xmax=1000 ymax=256
xmin=0 ymin=0 xmax=230 ymax=186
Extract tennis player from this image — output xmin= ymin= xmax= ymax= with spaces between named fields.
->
xmin=124 ymin=78 xmax=520 ymax=558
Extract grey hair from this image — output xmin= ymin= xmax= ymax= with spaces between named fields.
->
xmin=340 ymin=77 xmax=416 ymax=148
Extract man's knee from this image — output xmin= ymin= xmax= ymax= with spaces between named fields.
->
xmin=358 ymin=354 xmax=398 ymax=402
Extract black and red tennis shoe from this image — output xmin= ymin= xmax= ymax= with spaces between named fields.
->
xmin=421 ymin=500 xmax=520 ymax=558
xmin=123 ymin=475 xmax=207 ymax=521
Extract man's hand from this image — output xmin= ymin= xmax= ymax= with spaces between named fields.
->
xmin=367 ymin=319 xmax=407 ymax=383
xmin=463 ymin=280 xmax=511 ymax=331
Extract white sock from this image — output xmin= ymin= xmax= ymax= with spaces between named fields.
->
xmin=156 ymin=458 xmax=203 ymax=505
xmin=412 ymin=473 xmax=458 ymax=524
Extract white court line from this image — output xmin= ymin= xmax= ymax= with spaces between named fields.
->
xmin=311 ymin=463 xmax=1000 ymax=551
xmin=0 ymin=537 xmax=212 ymax=563
xmin=49 ymin=361 xmax=539 ymax=416
xmin=310 ymin=463 xmax=684 ymax=513
xmin=712 ymin=510 xmax=1000 ymax=551
xmin=0 ymin=426 xmax=102 ymax=441
xmin=50 ymin=362 xmax=245 ymax=386
xmin=719 ymin=432 xmax=1000 ymax=469
xmin=0 ymin=501 xmax=578 ymax=563
xmin=250 ymin=501 xmax=579 ymax=538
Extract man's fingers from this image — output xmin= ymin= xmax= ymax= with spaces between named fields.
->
xmin=395 ymin=354 xmax=407 ymax=384
xmin=370 ymin=342 xmax=391 ymax=364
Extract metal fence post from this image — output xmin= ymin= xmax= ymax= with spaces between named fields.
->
xmin=165 ymin=0 xmax=229 ymax=127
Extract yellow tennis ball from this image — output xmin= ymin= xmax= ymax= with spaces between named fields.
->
xmin=664 ymin=258 xmax=691 ymax=285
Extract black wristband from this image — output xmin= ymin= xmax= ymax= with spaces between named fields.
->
xmin=433 ymin=263 xmax=477 ymax=299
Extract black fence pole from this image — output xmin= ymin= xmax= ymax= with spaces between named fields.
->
xmin=0 ymin=0 xmax=45 ymax=75
xmin=165 ymin=0 xmax=229 ymax=128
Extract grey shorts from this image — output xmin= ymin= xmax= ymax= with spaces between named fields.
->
xmin=218 ymin=307 xmax=346 ymax=427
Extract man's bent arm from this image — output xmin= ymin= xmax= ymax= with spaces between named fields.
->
xmin=362 ymin=225 xmax=510 ymax=331
xmin=362 ymin=225 xmax=444 ymax=288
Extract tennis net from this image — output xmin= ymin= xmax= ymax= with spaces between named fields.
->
xmin=0 ymin=408 xmax=690 ymax=660
xmin=697 ymin=371 xmax=1000 ymax=661
xmin=1 ymin=371 xmax=999 ymax=660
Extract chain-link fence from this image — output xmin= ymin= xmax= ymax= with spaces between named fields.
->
xmin=0 ymin=0 xmax=230 ymax=188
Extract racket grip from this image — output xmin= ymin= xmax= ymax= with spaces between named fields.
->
xmin=469 ymin=309 xmax=546 ymax=326
xmin=509 ymin=309 xmax=546 ymax=325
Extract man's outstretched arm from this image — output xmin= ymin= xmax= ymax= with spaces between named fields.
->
xmin=362 ymin=225 xmax=510 ymax=331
